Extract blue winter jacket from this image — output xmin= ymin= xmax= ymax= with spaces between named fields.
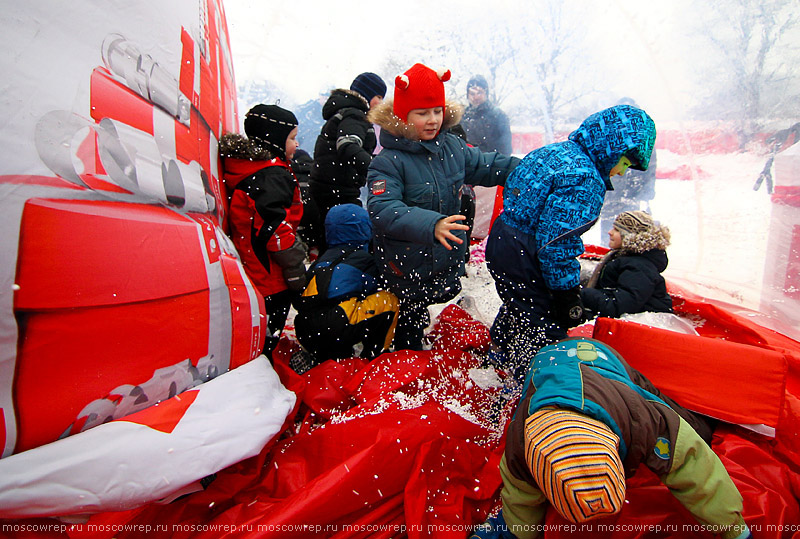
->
xmin=500 ymin=105 xmax=656 ymax=291
xmin=366 ymin=101 xmax=520 ymax=301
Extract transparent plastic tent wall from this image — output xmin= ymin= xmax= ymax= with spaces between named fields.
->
xmin=226 ymin=0 xmax=800 ymax=340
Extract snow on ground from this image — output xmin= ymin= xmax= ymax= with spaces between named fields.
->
xmin=582 ymin=150 xmax=773 ymax=308
xmin=655 ymin=152 xmax=772 ymax=307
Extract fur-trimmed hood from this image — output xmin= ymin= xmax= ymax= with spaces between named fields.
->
xmin=219 ymin=132 xmax=290 ymax=190
xmin=619 ymin=226 xmax=671 ymax=255
xmin=219 ymin=132 xmax=274 ymax=161
xmin=613 ymin=210 xmax=671 ymax=254
xmin=367 ymin=100 xmax=464 ymax=141
xmin=322 ymin=88 xmax=369 ymax=120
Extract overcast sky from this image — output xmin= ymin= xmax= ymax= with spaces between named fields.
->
xmin=224 ymin=0 xmax=428 ymax=99
xmin=222 ymin=0 xmax=726 ymax=123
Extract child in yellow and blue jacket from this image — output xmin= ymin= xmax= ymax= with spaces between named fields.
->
xmin=294 ymin=204 xmax=398 ymax=366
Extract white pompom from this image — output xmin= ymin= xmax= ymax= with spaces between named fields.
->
xmin=395 ymin=74 xmax=410 ymax=90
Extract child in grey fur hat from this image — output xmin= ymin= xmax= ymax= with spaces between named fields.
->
xmin=581 ymin=210 xmax=674 ymax=318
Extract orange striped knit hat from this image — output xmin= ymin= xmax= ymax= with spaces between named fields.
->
xmin=525 ymin=408 xmax=626 ymax=523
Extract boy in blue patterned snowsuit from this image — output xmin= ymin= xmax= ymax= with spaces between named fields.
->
xmin=486 ymin=105 xmax=656 ymax=380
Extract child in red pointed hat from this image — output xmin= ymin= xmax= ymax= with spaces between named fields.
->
xmin=366 ymin=63 xmax=520 ymax=351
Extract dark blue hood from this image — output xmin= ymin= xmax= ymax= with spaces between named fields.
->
xmin=324 ymin=203 xmax=372 ymax=247
xmin=568 ymin=105 xmax=656 ymax=186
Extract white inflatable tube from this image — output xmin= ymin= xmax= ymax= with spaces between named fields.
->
xmin=0 ymin=356 xmax=295 ymax=519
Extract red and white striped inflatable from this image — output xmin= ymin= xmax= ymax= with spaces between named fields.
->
xmin=0 ymin=0 xmax=294 ymax=518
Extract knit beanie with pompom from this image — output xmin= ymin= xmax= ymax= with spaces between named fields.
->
xmin=392 ymin=63 xmax=451 ymax=122
xmin=613 ymin=210 xmax=671 ymax=253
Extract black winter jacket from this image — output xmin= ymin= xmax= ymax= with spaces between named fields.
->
xmin=310 ymin=89 xmax=377 ymax=205
xmin=581 ymin=249 xmax=673 ymax=317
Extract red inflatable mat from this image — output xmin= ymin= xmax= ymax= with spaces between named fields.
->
xmin=592 ymin=317 xmax=787 ymax=430
xmin=1 ymin=304 xmax=799 ymax=539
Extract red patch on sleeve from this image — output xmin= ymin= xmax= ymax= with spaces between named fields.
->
xmin=371 ymin=179 xmax=386 ymax=195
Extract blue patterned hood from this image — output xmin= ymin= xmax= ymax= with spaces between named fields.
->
xmin=568 ymin=105 xmax=656 ymax=184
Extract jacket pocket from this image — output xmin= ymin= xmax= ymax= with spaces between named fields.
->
xmin=379 ymin=236 xmax=433 ymax=282
xmin=405 ymin=183 xmax=433 ymax=208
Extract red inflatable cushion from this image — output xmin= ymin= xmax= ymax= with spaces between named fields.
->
xmin=593 ymin=317 xmax=787 ymax=430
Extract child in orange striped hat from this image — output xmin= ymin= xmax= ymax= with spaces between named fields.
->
xmin=471 ymin=338 xmax=752 ymax=539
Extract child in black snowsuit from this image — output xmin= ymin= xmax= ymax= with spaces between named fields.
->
xmin=310 ymin=73 xmax=386 ymax=250
xmin=581 ymin=210 xmax=673 ymax=318
xmin=294 ymin=204 xmax=398 ymax=366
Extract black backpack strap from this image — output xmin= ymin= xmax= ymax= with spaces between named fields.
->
xmin=297 ymin=246 xmax=360 ymax=310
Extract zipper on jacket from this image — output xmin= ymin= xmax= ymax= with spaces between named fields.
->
xmin=427 ymin=155 xmax=443 ymax=213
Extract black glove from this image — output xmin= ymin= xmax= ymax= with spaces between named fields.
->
xmin=551 ymin=287 xmax=585 ymax=328
xmin=271 ymin=239 xmax=307 ymax=292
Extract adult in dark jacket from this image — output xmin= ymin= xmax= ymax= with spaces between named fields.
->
xmin=598 ymin=151 xmax=656 ymax=242
xmin=310 ymin=72 xmax=386 ymax=248
xmin=367 ymin=63 xmax=520 ymax=351
xmin=471 ymin=338 xmax=752 ymax=539
xmin=294 ymin=204 xmax=398 ymax=366
xmin=461 ymin=75 xmax=513 ymax=155
xmin=486 ymin=105 xmax=656 ymax=380
xmin=582 ymin=210 xmax=673 ymax=317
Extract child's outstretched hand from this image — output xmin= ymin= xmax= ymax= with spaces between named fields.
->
xmin=434 ymin=215 xmax=470 ymax=250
